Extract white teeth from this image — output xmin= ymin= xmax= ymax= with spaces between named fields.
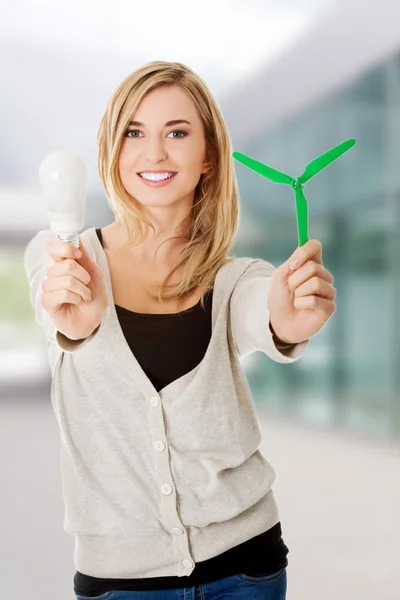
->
xmin=140 ymin=172 xmax=175 ymax=181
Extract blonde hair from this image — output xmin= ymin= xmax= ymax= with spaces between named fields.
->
xmin=97 ymin=60 xmax=239 ymax=310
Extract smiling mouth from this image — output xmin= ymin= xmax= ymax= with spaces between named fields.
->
xmin=137 ymin=172 xmax=178 ymax=181
xmin=136 ymin=172 xmax=179 ymax=187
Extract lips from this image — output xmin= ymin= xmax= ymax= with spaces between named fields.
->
xmin=136 ymin=172 xmax=178 ymax=187
xmin=138 ymin=172 xmax=177 ymax=180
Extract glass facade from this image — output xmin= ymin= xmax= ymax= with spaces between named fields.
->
xmin=233 ymin=55 xmax=400 ymax=439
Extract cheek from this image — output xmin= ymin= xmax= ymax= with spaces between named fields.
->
xmin=118 ymin=166 xmax=138 ymax=196
xmin=182 ymin=149 xmax=206 ymax=177
xmin=119 ymin=145 xmax=134 ymax=170
xmin=118 ymin=150 xmax=138 ymax=187
xmin=179 ymin=163 xmax=204 ymax=188
xmin=177 ymin=136 xmax=206 ymax=168
xmin=118 ymin=160 xmax=129 ymax=186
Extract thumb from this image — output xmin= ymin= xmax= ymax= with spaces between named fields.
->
xmin=75 ymin=237 xmax=98 ymax=275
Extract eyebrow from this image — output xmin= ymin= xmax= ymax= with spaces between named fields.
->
xmin=128 ymin=119 xmax=192 ymax=127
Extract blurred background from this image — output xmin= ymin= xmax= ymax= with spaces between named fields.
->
xmin=1 ymin=0 xmax=400 ymax=598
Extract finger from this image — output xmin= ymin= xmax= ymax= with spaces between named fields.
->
xmin=42 ymin=274 xmax=92 ymax=302
xmin=288 ymin=262 xmax=333 ymax=292
xmin=289 ymin=239 xmax=323 ymax=270
xmin=41 ymin=288 xmax=85 ymax=313
xmin=293 ymin=295 xmax=336 ymax=318
xmin=47 ymin=257 xmax=91 ymax=286
xmin=45 ymin=239 xmax=82 ymax=262
xmin=276 ymin=239 xmax=323 ymax=281
xmin=293 ymin=277 xmax=336 ymax=301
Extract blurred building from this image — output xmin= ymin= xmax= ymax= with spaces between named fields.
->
xmin=221 ymin=1 xmax=400 ymax=439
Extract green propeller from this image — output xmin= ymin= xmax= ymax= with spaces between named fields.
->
xmin=233 ymin=138 xmax=356 ymax=247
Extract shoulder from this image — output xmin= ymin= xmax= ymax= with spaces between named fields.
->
xmin=79 ymin=227 xmax=100 ymax=255
xmin=222 ymin=256 xmax=276 ymax=284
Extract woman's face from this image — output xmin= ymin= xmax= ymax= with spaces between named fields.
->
xmin=118 ymin=85 xmax=213 ymax=212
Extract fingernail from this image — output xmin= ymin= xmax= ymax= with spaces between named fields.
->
xmin=290 ymin=259 xmax=298 ymax=270
xmin=74 ymin=250 xmax=82 ymax=258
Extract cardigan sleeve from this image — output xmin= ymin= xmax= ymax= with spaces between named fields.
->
xmin=23 ymin=229 xmax=104 ymax=352
xmin=229 ymin=258 xmax=310 ymax=363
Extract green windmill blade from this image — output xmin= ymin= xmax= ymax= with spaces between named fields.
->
xmin=295 ymin=186 xmax=309 ymax=247
xmin=232 ymin=152 xmax=294 ymax=185
xmin=300 ymin=138 xmax=356 ymax=183
xmin=232 ymin=138 xmax=356 ymax=247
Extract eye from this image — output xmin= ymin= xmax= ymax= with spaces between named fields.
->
xmin=125 ymin=130 xmax=142 ymax=138
xmin=125 ymin=129 xmax=188 ymax=139
xmin=166 ymin=130 xmax=188 ymax=139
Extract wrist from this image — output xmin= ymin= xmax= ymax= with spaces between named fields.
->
xmin=269 ymin=319 xmax=295 ymax=345
xmin=60 ymin=320 xmax=102 ymax=341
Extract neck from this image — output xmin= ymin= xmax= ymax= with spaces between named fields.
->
xmin=105 ymin=221 xmax=190 ymax=264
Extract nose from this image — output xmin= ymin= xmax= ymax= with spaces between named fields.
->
xmin=143 ymin=135 xmax=168 ymax=164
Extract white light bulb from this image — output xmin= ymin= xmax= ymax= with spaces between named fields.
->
xmin=39 ymin=149 xmax=88 ymax=248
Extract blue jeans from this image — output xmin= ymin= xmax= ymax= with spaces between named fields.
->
xmin=75 ymin=567 xmax=287 ymax=600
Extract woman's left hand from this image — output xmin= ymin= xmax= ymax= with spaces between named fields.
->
xmin=268 ymin=239 xmax=336 ymax=344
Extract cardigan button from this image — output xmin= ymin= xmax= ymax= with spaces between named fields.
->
xmin=150 ymin=396 xmax=160 ymax=407
xmin=182 ymin=559 xmax=193 ymax=569
xmin=161 ymin=484 xmax=172 ymax=495
xmin=171 ymin=527 xmax=183 ymax=535
xmin=154 ymin=440 xmax=166 ymax=451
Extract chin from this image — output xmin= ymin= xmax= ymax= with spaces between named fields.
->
xmin=132 ymin=188 xmax=195 ymax=206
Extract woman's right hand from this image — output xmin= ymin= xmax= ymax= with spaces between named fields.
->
xmin=41 ymin=237 xmax=109 ymax=340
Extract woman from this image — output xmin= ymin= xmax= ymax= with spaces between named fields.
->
xmin=24 ymin=61 xmax=336 ymax=599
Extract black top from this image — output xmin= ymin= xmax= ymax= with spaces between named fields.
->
xmin=73 ymin=228 xmax=289 ymax=596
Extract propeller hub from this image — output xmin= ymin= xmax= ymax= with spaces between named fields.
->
xmin=291 ymin=178 xmax=304 ymax=190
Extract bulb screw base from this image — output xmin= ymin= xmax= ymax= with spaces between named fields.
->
xmin=57 ymin=233 xmax=80 ymax=248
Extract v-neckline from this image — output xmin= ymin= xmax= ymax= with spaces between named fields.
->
xmin=86 ymin=227 xmax=228 ymax=400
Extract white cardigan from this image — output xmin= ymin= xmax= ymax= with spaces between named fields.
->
xmin=24 ymin=226 xmax=309 ymax=579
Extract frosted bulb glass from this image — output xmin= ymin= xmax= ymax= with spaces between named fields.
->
xmin=39 ymin=149 xmax=88 ymax=248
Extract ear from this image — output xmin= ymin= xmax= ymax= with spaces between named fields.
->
xmin=201 ymin=148 xmax=216 ymax=174
xmin=201 ymin=160 xmax=213 ymax=174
